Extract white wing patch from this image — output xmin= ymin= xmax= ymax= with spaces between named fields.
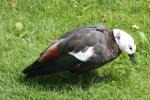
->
xmin=69 ymin=47 xmax=94 ymax=62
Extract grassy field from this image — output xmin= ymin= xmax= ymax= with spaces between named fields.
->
xmin=0 ymin=0 xmax=150 ymax=99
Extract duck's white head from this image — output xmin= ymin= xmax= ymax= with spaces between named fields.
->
xmin=113 ymin=29 xmax=136 ymax=63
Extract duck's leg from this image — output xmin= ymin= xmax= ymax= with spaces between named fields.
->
xmin=78 ymin=75 xmax=84 ymax=89
xmin=71 ymin=63 xmax=92 ymax=88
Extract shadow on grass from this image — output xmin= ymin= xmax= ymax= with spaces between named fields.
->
xmin=18 ymin=71 xmax=110 ymax=91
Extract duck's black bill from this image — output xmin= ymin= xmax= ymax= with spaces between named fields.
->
xmin=128 ymin=54 xmax=136 ymax=64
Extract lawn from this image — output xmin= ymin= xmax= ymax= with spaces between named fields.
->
xmin=0 ymin=0 xmax=150 ymax=99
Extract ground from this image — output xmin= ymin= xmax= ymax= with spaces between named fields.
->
xmin=0 ymin=0 xmax=150 ymax=100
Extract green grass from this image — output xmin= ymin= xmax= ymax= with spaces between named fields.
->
xmin=0 ymin=0 xmax=150 ymax=99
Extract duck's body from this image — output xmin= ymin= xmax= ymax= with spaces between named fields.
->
xmin=23 ymin=25 xmax=136 ymax=78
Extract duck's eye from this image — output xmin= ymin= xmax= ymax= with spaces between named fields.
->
xmin=129 ymin=47 xmax=132 ymax=50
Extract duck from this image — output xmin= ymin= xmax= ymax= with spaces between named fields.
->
xmin=23 ymin=24 xmax=136 ymax=80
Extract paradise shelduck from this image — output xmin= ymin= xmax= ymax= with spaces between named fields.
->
xmin=23 ymin=24 xmax=136 ymax=80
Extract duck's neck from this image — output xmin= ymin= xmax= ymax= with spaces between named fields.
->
xmin=108 ymin=31 xmax=121 ymax=59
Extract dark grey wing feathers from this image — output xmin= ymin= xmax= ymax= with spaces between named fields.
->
xmin=58 ymin=25 xmax=109 ymax=54
xmin=59 ymin=24 xmax=107 ymax=39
